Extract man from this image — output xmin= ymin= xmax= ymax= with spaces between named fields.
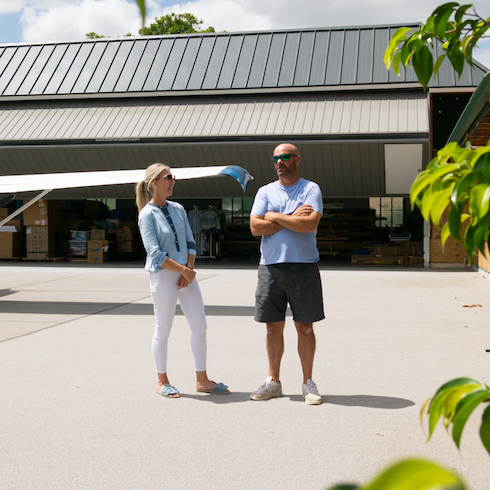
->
xmin=250 ymin=143 xmax=324 ymax=405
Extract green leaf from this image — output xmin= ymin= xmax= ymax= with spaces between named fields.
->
xmin=441 ymin=221 xmax=451 ymax=250
xmin=135 ymin=0 xmax=145 ymax=27
xmin=448 ymin=206 xmax=469 ymax=242
xmin=430 ymin=188 xmax=452 ymax=226
xmin=455 ymin=4 xmax=472 ymax=24
xmin=447 ymin=42 xmax=465 ymax=76
xmin=473 ymin=149 xmax=490 ymax=182
xmin=433 ymin=3 xmax=459 ymax=40
xmin=427 ymin=378 xmax=486 ymax=438
xmin=420 ymin=187 xmax=439 ymax=222
xmin=412 ymin=45 xmax=433 ymax=90
xmin=480 ymin=405 xmax=490 ymax=456
xmin=452 ymin=389 xmax=490 ymax=448
xmin=469 ymin=184 xmax=490 ymax=220
xmin=392 ymin=52 xmax=402 ymax=76
xmin=384 ymin=27 xmax=412 ymax=69
xmin=450 ymin=170 xmax=481 ymax=204
xmin=363 ymin=459 xmax=467 ymax=490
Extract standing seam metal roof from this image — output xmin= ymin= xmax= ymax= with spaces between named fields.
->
xmin=0 ymin=25 xmax=486 ymax=99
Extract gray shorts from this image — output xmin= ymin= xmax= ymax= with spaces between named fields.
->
xmin=254 ymin=263 xmax=325 ymax=324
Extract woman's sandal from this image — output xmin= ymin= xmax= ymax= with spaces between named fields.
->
xmin=157 ymin=384 xmax=180 ymax=398
xmin=196 ymin=381 xmax=230 ymax=394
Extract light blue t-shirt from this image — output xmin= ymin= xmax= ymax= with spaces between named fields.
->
xmin=250 ymin=178 xmax=323 ymax=265
xmin=138 ymin=201 xmax=196 ymax=272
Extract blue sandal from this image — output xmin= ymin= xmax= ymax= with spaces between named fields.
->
xmin=157 ymin=384 xmax=180 ymax=398
xmin=196 ymin=381 xmax=230 ymax=394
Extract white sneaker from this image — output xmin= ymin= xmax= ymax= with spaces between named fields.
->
xmin=250 ymin=376 xmax=282 ymax=401
xmin=302 ymin=379 xmax=322 ymax=405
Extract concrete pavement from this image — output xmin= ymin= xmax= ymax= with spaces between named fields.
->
xmin=1 ymin=260 xmax=489 ymax=489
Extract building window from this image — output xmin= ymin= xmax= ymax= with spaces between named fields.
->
xmin=369 ymin=197 xmax=404 ymax=227
xmin=222 ymin=197 xmax=254 ymax=225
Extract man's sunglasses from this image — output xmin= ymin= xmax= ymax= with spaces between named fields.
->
xmin=271 ymin=153 xmax=298 ymax=163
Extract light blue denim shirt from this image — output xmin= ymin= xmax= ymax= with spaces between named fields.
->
xmin=138 ymin=201 xmax=196 ymax=272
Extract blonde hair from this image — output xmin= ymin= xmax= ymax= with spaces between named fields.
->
xmin=135 ymin=163 xmax=170 ymax=212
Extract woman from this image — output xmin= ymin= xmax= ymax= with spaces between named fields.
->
xmin=136 ymin=163 xmax=229 ymax=398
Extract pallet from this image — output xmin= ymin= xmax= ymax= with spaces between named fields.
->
xmin=22 ymin=257 xmax=67 ymax=262
xmin=0 ymin=257 xmax=23 ymax=261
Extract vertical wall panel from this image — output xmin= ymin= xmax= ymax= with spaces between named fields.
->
xmin=30 ymin=44 xmax=69 ymax=94
xmin=100 ymin=41 xmax=134 ymax=92
xmin=293 ymin=31 xmax=315 ymax=87
xmin=262 ymin=33 xmax=286 ymax=87
xmin=86 ymin=42 xmax=121 ymax=92
xmin=44 ymin=44 xmax=81 ymax=94
xmin=217 ymin=36 xmax=243 ymax=89
xmin=173 ymin=37 xmax=202 ymax=90
xmin=309 ymin=31 xmax=329 ymax=86
xmin=3 ymin=46 xmax=42 ymax=95
xmin=232 ymin=35 xmax=257 ymax=88
xmin=247 ymin=33 xmax=272 ymax=87
xmin=143 ymin=38 xmax=173 ymax=91
xmin=58 ymin=43 xmax=93 ymax=93
xmin=278 ymin=32 xmax=300 ymax=87
xmin=71 ymin=42 xmax=107 ymax=93
xmin=187 ymin=36 xmax=215 ymax=90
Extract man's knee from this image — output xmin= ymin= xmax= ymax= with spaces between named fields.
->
xmin=295 ymin=322 xmax=314 ymax=336
xmin=267 ymin=321 xmax=285 ymax=335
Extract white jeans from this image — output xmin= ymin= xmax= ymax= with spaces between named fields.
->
xmin=150 ymin=269 xmax=207 ymax=374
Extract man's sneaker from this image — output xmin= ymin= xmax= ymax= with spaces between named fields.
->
xmin=250 ymin=376 xmax=282 ymax=401
xmin=302 ymin=379 xmax=322 ymax=405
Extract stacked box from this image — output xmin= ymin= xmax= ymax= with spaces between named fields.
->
xmin=23 ymin=200 xmax=59 ymax=226
xmin=0 ymin=230 xmax=23 ymax=258
xmin=87 ymin=240 xmax=109 ymax=263
xmin=116 ymin=225 xmax=133 ymax=253
xmin=26 ymin=226 xmax=55 ymax=258
xmin=90 ymin=229 xmax=106 ymax=240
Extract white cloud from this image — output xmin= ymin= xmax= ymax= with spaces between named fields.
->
xmin=9 ymin=0 xmax=490 ymax=68
xmin=20 ymin=0 xmax=142 ymax=42
xmin=0 ymin=0 xmax=26 ymax=15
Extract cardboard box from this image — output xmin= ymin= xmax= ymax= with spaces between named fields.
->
xmin=90 ymin=229 xmax=106 ymax=240
xmin=0 ymin=232 xmax=23 ymax=258
xmin=26 ymin=226 xmax=55 ymax=254
xmin=408 ymin=256 xmax=424 ymax=267
xmin=23 ymin=200 xmax=59 ymax=226
xmin=116 ymin=226 xmax=132 ymax=243
xmin=0 ymin=208 xmax=8 ymax=218
xmin=87 ymin=240 xmax=109 ymax=263
xmin=117 ymin=240 xmax=133 ymax=254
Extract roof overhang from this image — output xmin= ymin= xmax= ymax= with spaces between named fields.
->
xmin=0 ymin=91 xmax=429 ymax=143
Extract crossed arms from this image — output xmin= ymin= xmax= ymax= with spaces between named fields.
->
xmin=250 ymin=204 xmax=321 ymax=237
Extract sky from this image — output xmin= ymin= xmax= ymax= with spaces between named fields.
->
xmin=0 ymin=0 xmax=489 ymax=69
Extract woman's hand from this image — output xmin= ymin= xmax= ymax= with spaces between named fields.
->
xmin=181 ymin=266 xmax=196 ymax=284
xmin=177 ymin=276 xmax=190 ymax=289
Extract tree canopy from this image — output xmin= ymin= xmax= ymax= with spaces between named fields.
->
xmin=139 ymin=13 xmax=215 ymax=36
xmin=86 ymin=12 xmax=215 ymax=39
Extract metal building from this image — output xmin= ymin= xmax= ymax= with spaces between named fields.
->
xmin=0 ymin=24 xmax=487 ymax=201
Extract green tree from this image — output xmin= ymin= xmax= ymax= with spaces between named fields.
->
xmin=139 ymin=13 xmax=215 ymax=36
xmin=86 ymin=32 xmax=106 ymax=39
xmin=385 ymin=3 xmax=490 ymax=259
